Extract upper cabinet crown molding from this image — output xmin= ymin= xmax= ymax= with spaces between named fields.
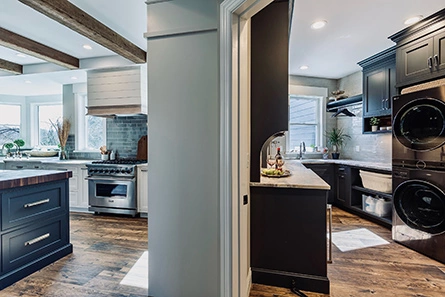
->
xmin=389 ymin=8 xmax=445 ymax=45
xmin=18 ymin=0 xmax=146 ymax=64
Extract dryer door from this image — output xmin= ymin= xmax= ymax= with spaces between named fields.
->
xmin=394 ymin=179 xmax=445 ymax=235
xmin=393 ymin=98 xmax=445 ymax=151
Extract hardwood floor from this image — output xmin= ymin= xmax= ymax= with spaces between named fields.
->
xmin=250 ymin=207 xmax=445 ymax=297
xmin=0 ymin=212 xmax=148 ymax=297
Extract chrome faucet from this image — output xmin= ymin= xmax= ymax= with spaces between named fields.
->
xmin=299 ymin=141 xmax=306 ymax=160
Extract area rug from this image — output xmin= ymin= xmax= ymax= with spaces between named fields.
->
xmin=120 ymin=251 xmax=148 ymax=289
xmin=331 ymin=228 xmax=389 ymax=252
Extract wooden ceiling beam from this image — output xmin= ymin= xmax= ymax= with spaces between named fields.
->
xmin=0 ymin=58 xmax=23 ymax=74
xmin=0 ymin=27 xmax=79 ymax=69
xmin=18 ymin=0 xmax=147 ymax=64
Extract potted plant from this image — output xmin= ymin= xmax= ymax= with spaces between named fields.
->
xmin=326 ymin=127 xmax=351 ymax=159
xmin=370 ymin=117 xmax=380 ymax=132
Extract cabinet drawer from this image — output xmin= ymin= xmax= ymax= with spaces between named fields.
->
xmin=1 ymin=181 xmax=67 ymax=231
xmin=2 ymin=217 xmax=68 ymax=273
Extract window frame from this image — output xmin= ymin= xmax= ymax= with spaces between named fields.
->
xmin=29 ymin=101 xmax=63 ymax=148
xmin=75 ymin=93 xmax=106 ymax=152
xmin=287 ymin=85 xmax=327 ymax=152
xmin=0 ymin=102 xmax=23 ymax=145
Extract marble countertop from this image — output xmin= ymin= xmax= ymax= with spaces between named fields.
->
xmin=0 ymin=169 xmax=72 ymax=190
xmin=299 ymin=159 xmax=391 ymax=171
xmin=0 ymin=157 xmax=92 ymax=165
xmin=250 ymin=160 xmax=331 ymax=190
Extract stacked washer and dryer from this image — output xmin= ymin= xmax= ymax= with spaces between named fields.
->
xmin=392 ymin=85 xmax=445 ymax=263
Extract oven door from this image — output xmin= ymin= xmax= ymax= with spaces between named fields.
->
xmin=88 ymin=177 xmax=136 ymax=209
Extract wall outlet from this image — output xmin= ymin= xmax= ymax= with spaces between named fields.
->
xmin=355 ymin=145 xmax=360 ymax=152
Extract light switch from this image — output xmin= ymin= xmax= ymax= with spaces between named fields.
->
xmin=355 ymin=145 xmax=360 ymax=152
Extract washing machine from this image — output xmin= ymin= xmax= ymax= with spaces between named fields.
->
xmin=392 ymin=85 xmax=445 ymax=169
xmin=392 ymin=85 xmax=445 ymax=263
xmin=392 ymin=167 xmax=445 ymax=263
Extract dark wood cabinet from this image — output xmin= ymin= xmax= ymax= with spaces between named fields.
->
xmin=304 ymin=163 xmax=335 ymax=203
xmin=335 ymin=165 xmax=351 ymax=207
xmin=358 ymin=47 xmax=397 ymax=121
xmin=389 ymin=9 xmax=445 ymax=88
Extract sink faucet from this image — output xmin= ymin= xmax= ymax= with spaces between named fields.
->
xmin=299 ymin=141 xmax=306 ymax=160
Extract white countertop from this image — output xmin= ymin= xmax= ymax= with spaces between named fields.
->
xmin=250 ymin=160 xmax=331 ymax=190
xmin=299 ymin=159 xmax=391 ymax=171
xmin=0 ymin=157 xmax=93 ymax=165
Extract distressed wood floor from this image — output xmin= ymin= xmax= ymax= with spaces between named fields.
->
xmin=1 ymin=213 xmax=148 ymax=297
xmin=250 ymin=207 xmax=445 ymax=297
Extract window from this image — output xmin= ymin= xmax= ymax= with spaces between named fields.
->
xmin=0 ymin=104 xmax=21 ymax=144
xmin=76 ymin=94 xmax=106 ymax=151
xmin=288 ymin=95 xmax=323 ymax=150
xmin=38 ymin=104 xmax=63 ymax=146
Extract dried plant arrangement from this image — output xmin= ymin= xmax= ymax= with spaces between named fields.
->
xmin=49 ymin=118 xmax=71 ymax=148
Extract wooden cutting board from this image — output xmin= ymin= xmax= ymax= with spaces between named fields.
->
xmin=137 ymin=135 xmax=147 ymax=160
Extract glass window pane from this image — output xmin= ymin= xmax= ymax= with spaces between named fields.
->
xmin=86 ymin=115 xmax=105 ymax=150
xmin=0 ymin=104 xmax=21 ymax=144
xmin=289 ymin=97 xmax=317 ymax=124
xmin=39 ymin=105 xmax=63 ymax=146
xmin=288 ymin=124 xmax=316 ymax=150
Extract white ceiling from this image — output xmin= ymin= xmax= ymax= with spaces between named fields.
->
xmin=0 ymin=0 xmax=444 ymax=95
xmin=289 ymin=0 xmax=445 ymax=79
xmin=0 ymin=0 xmax=147 ymax=96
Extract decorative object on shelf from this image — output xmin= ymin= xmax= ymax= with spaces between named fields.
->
xmin=326 ymin=127 xmax=351 ymax=159
xmin=370 ymin=117 xmax=380 ymax=132
xmin=13 ymin=139 xmax=25 ymax=156
xmin=50 ymin=118 xmax=71 ymax=160
xmin=331 ymin=90 xmax=349 ymax=101
xmin=2 ymin=142 xmax=14 ymax=157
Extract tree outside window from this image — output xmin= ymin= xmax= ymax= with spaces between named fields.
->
xmin=0 ymin=104 xmax=20 ymax=145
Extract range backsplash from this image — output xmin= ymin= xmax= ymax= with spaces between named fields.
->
xmin=66 ymin=115 xmax=148 ymax=160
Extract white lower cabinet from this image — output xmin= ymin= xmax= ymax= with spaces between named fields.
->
xmin=137 ymin=164 xmax=148 ymax=216
xmin=45 ymin=164 xmax=90 ymax=212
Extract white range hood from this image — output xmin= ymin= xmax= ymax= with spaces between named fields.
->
xmin=86 ymin=65 xmax=147 ymax=117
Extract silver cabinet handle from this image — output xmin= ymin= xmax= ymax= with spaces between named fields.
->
xmin=141 ymin=169 xmax=148 ymax=172
xmin=24 ymin=198 xmax=50 ymax=208
xmin=381 ymin=99 xmax=384 ymax=109
xmin=16 ymin=166 xmax=24 ymax=169
xmin=434 ymin=54 xmax=439 ymax=68
xmin=25 ymin=233 xmax=50 ymax=246
xmin=428 ymin=56 xmax=433 ymax=69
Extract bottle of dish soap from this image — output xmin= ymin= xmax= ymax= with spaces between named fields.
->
xmin=110 ymin=150 xmax=115 ymax=160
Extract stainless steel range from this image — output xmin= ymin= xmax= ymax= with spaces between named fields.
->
xmin=86 ymin=159 xmax=146 ymax=216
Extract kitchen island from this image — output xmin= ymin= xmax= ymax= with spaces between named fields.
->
xmin=0 ymin=169 xmax=72 ymax=289
xmin=250 ymin=160 xmax=330 ymax=294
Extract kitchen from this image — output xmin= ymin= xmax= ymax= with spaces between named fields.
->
xmin=1 ymin=1 xmax=445 ymax=297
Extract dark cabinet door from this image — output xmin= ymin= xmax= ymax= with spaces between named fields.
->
xmin=388 ymin=63 xmax=397 ymax=110
xmin=363 ymin=68 xmax=387 ymax=117
xmin=335 ymin=165 xmax=351 ymax=206
xmin=304 ymin=164 xmax=335 ymax=203
xmin=433 ymin=29 xmax=445 ymax=72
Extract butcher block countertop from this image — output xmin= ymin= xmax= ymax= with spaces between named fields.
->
xmin=0 ymin=170 xmax=72 ymax=190
xmin=250 ymin=160 xmax=330 ymax=190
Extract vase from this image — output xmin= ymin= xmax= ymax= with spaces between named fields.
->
xmin=59 ymin=146 xmax=68 ymax=160
xmin=372 ymin=125 xmax=378 ymax=132
xmin=331 ymin=152 xmax=340 ymax=159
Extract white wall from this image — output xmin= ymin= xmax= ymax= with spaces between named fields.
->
xmin=146 ymin=1 xmax=220 ymax=296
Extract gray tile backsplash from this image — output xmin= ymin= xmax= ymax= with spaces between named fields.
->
xmin=335 ymin=104 xmax=391 ymax=164
xmin=66 ymin=115 xmax=148 ymax=160
xmin=106 ymin=115 xmax=148 ymax=159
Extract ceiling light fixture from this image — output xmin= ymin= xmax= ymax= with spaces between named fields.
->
xmin=311 ymin=20 xmax=327 ymax=30
xmin=16 ymin=53 xmax=27 ymax=58
xmin=83 ymin=44 xmax=93 ymax=50
xmin=404 ymin=15 xmax=423 ymax=25
xmin=71 ymin=76 xmax=78 ymax=80
xmin=24 ymin=80 xmax=32 ymax=84
xmin=300 ymin=65 xmax=309 ymax=70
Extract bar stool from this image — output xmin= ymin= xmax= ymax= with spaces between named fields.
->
xmin=327 ymin=204 xmax=332 ymax=263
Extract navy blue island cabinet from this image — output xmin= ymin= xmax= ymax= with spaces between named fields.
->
xmin=0 ymin=169 xmax=73 ymax=289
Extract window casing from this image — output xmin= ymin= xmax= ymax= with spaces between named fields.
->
xmin=76 ymin=94 xmax=106 ymax=151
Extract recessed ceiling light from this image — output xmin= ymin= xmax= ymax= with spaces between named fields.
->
xmin=404 ymin=15 xmax=423 ymax=25
xmin=16 ymin=53 xmax=27 ymax=58
xmin=311 ymin=20 xmax=327 ymax=30
xmin=24 ymin=80 xmax=32 ymax=84
xmin=83 ymin=44 xmax=93 ymax=50
xmin=71 ymin=76 xmax=78 ymax=80
xmin=300 ymin=65 xmax=309 ymax=70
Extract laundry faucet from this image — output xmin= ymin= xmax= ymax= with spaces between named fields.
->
xmin=299 ymin=141 xmax=306 ymax=160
